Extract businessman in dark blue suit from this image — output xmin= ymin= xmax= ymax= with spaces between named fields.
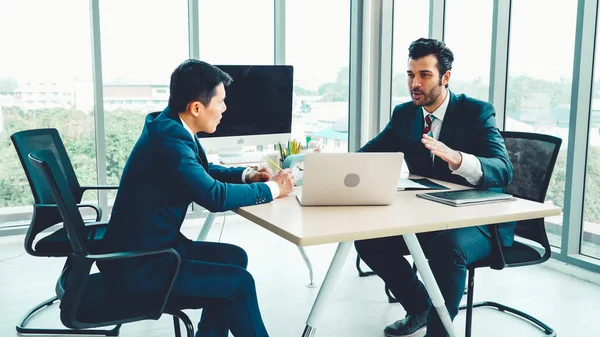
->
xmin=355 ymin=38 xmax=513 ymax=337
xmin=98 ymin=60 xmax=294 ymax=337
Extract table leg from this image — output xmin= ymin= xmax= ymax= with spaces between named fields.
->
xmin=403 ymin=233 xmax=458 ymax=337
xmin=297 ymin=246 xmax=318 ymax=288
xmin=196 ymin=212 xmax=217 ymax=241
xmin=302 ymin=241 xmax=352 ymax=337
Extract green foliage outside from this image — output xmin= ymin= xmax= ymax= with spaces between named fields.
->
xmin=0 ymin=106 xmax=146 ymax=207
xmin=312 ymin=69 xmax=600 ymax=223
xmin=2 ymin=72 xmax=600 ymax=222
xmin=546 ymin=146 xmax=600 ymax=224
xmin=317 ymin=67 xmax=349 ymax=102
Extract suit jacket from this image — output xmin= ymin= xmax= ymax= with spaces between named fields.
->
xmin=361 ymin=92 xmax=516 ymax=246
xmin=98 ymin=107 xmax=273 ymax=291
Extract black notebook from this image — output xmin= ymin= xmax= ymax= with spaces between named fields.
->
xmin=416 ymin=189 xmax=514 ymax=207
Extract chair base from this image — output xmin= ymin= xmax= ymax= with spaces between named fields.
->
xmin=16 ymin=295 xmax=121 ymax=336
xmin=459 ymin=301 xmax=556 ymax=336
xmin=355 ymin=254 xmax=375 ymax=277
xmin=171 ymin=310 xmax=195 ymax=337
xmin=384 ymin=285 xmax=399 ymax=303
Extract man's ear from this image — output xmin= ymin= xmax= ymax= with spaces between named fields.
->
xmin=442 ymin=70 xmax=451 ymax=87
xmin=186 ymin=101 xmax=203 ymax=117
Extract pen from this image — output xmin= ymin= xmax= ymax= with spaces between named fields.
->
xmin=278 ymin=142 xmax=285 ymax=160
xmin=265 ymin=156 xmax=283 ymax=171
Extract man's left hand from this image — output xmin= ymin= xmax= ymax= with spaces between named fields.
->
xmin=422 ymin=134 xmax=463 ymax=170
xmin=246 ymin=166 xmax=273 ymax=183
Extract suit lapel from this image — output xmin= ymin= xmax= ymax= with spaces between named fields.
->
xmin=406 ymin=106 xmax=435 ymax=176
xmin=437 ymin=91 xmax=458 ymax=146
xmin=435 ymin=91 xmax=458 ymax=169
xmin=410 ymin=106 xmax=424 ymax=140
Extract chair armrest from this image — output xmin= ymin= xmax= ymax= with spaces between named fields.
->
xmin=82 ymin=221 xmax=107 ymax=228
xmin=80 ymin=221 xmax=108 ymax=240
xmin=34 ymin=203 xmax=103 ymax=221
xmin=60 ymin=248 xmax=181 ymax=320
xmin=86 ymin=248 xmax=181 ymax=263
xmin=77 ymin=203 xmax=102 ymax=221
xmin=80 ymin=185 xmax=119 ymax=191
xmin=87 ymin=248 xmax=181 ymax=313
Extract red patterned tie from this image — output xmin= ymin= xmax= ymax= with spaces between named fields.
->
xmin=423 ymin=114 xmax=434 ymax=136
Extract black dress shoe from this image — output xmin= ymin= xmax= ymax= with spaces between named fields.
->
xmin=383 ymin=308 xmax=429 ymax=337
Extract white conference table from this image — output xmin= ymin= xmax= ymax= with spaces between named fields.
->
xmin=198 ymin=155 xmax=317 ymax=287
xmin=233 ymin=178 xmax=561 ymax=337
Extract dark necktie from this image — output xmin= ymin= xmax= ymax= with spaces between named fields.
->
xmin=423 ymin=114 xmax=435 ymax=136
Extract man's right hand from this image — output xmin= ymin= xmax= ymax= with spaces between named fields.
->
xmin=270 ymin=169 xmax=295 ymax=197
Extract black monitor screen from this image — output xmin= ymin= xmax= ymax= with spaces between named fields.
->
xmin=197 ymin=65 xmax=293 ymax=139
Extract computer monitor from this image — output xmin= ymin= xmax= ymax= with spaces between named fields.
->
xmin=197 ymin=65 xmax=293 ymax=153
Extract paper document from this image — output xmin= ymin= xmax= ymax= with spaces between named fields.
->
xmin=397 ymin=178 xmax=449 ymax=191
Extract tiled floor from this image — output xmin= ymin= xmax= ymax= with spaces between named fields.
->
xmin=1 ymin=214 xmax=599 ymax=337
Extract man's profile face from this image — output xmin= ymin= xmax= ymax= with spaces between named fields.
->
xmin=196 ymin=83 xmax=227 ymax=134
xmin=406 ymin=54 xmax=448 ymax=109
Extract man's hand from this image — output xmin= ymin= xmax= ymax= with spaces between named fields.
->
xmin=421 ymin=134 xmax=463 ymax=170
xmin=270 ymin=169 xmax=295 ymax=197
xmin=246 ymin=166 xmax=273 ymax=183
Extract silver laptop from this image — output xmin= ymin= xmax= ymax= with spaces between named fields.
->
xmin=296 ymin=152 xmax=404 ymax=206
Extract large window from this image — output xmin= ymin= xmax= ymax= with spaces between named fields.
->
xmin=505 ymin=0 xmax=578 ymax=248
xmin=444 ymin=0 xmax=493 ymax=101
xmin=391 ymin=1 xmax=430 ymax=109
xmin=100 ymin=0 xmax=188 ymax=194
xmin=197 ymin=0 xmax=274 ymax=155
xmin=198 ymin=0 xmax=274 ymax=64
xmin=0 ymin=0 xmax=97 ymax=224
xmin=581 ymin=14 xmax=600 ymax=260
xmin=286 ymin=0 xmax=350 ymax=153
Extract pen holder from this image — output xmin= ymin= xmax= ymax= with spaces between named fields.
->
xmin=263 ymin=152 xmax=282 ymax=172
xmin=282 ymin=153 xmax=306 ymax=186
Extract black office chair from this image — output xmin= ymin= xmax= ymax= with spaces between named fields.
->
xmin=457 ymin=131 xmax=562 ymax=337
xmin=357 ymin=256 xmax=409 ymax=304
xmin=356 ymin=131 xmax=562 ymax=336
xmin=28 ymin=149 xmax=195 ymax=337
xmin=11 ymin=128 xmax=119 ymax=335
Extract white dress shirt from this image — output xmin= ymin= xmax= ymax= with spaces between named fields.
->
xmin=179 ymin=118 xmax=280 ymax=198
xmin=423 ymin=92 xmax=483 ymax=185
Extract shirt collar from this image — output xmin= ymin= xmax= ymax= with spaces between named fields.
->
xmin=180 ymin=117 xmax=195 ymax=140
xmin=422 ymin=89 xmax=450 ymax=122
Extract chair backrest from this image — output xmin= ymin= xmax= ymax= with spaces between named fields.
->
xmin=11 ymin=128 xmax=82 ymax=205
xmin=501 ymin=131 xmax=562 ymax=247
xmin=28 ymin=149 xmax=172 ymax=328
xmin=28 ymin=149 xmax=89 ymax=255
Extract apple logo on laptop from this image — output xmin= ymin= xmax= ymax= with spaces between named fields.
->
xmin=344 ymin=173 xmax=360 ymax=187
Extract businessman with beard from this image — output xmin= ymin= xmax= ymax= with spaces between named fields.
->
xmin=355 ymin=38 xmax=513 ymax=337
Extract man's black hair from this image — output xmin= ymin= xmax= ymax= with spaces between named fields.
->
xmin=168 ymin=59 xmax=233 ymax=112
xmin=408 ymin=38 xmax=454 ymax=88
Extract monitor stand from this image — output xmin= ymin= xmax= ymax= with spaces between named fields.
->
xmin=218 ymin=146 xmax=245 ymax=157
xmin=217 ymin=146 xmax=265 ymax=165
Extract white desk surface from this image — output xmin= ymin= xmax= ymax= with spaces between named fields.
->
xmin=234 ymin=178 xmax=562 ymax=247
